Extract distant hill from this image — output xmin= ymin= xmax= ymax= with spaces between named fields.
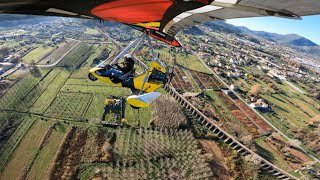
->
xmin=0 ymin=14 xmax=58 ymax=28
xmin=200 ymin=21 xmax=320 ymax=57
xmin=289 ymin=37 xmax=318 ymax=46
xmin=203 ymin=21 xmax=244 ymax=36
xmin=182 ymin=26 xmax=205 ymax=36
xmin=238 ymin=26 xmax=318 ymax=47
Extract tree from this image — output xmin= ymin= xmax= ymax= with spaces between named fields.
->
xmin=248 ymin=74 xmax=254 ymax=81
xmin=10 ymin=57 xmax=21 ymax=64
xmin=311 ymin=92 xmax=320 ymax=100
xmin=250 ymin=84 xmax=261 ymax=96
xmin=0 ymin=47 xmax=9 ymax=58
xmin=30 ymin=60 xmax=41 ymax=77
xmin=267 ymin=83 xmax=274 ymax=88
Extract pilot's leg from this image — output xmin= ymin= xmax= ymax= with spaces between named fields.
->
xmin=111 ymin=69 xmax=123 ymax=78
xmin=101 ymin=68 xmax=120 ymax=77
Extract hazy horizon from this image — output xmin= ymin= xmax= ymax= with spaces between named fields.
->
xmin=228 ymin=15 xmax=320 ymax=45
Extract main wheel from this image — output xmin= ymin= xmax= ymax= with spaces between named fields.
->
xmin=88 ymin=73 xmax=97 ymax=81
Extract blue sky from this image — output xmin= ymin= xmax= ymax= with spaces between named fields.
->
xmin=227 ymin=15 xmax=320 ymax=45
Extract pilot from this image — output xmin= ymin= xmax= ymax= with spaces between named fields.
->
xmin=102 ymin=54 xmax=135 ymax=78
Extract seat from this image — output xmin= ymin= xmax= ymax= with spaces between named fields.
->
xmin=118 ymin=68 xmax=136 ymax=80
xmin=110 ymin=68 xmax=136 ymax=84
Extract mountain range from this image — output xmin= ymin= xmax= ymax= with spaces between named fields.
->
xmin=0 ymin=14 xmax=59 ymax=28
xmin=193 ymin=21 xmax=320 ymax=57
xmin=237 ymin=26 xmax=318 ymax=46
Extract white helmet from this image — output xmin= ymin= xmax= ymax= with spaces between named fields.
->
xmin=124 ymin=54 xmax=132 ymax=59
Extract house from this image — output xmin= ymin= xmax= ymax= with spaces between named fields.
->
xmin=230 ymin=84 xmax=239 ymax=91
xmin=221 ymin=89 xmax=238 ymax=99
xmin=250 ymin=99 xmax=269 ymax=110
xmin=0 ymin=68 xmax=5 ymax=75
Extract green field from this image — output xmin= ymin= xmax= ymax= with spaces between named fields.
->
xmin=0 ymin=68 xmax=50 ymax=110
xmin=26 ymin=125 xmax=67 ymax=180
xmin=16 ymin=69 xmax=61 ymax=112
xmin=0 ymin=120 xmax=52 ymax=180
xmin=176 ymin=53 xmax=210 ymax=73
xmin=30 ymin=69 xmax=71 ymax=114
xmin=0 ymin=116 xmax=36 ymax=172
xmin=22 ymin=46 xmax=54 ymax=63
xmin=153 ymin=48 xmax=210 ymax=73
xmin=255 ymin=137 xmax=293 ymax=172
xmin=45 ymin=92 xmax=92 ymax=120
xmin=85 ymin=28 xmax=99 ymax=35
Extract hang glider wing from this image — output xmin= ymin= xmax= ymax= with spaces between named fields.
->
xmin=162 ymin=0 xmax=320 ymax=36
xmin=1 ymin=0 xmax=320 ymax=39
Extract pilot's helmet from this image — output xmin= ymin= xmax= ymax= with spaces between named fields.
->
xmin=124 ymin=54 xmax=134 ymax=63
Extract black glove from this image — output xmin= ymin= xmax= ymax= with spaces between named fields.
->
xmin=105 ymin=64 xmax=112 ymax=69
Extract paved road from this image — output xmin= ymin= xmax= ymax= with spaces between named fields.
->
xmin=197 ymin=55 xmax=320 ymax=164
xmin=0 ymin=62 xmax=14 ymax=66
xmin=0 ymin=64 xmax=21 ymax=78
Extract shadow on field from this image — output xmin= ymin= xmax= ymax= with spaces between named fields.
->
xmin=30 ymin=67 xmax=42 ymax=78
xmin=254 ymin=142 xmax=275 ymax=163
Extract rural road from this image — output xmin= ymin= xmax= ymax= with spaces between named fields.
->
xmin=0 ymin=40 xmax=80 ymax=78
xmin=284 ymin=80 xmax=306 ymax=94
xmin=0 ymin=64 xmax=21 ymax=78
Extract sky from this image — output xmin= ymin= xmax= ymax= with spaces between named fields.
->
xmin=227 ymin=15 xmax=320 ymax=45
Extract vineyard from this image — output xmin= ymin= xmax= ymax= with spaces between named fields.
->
xmin=47 ymin=127 xmax=213 ymax=180
xmin=0 ymin=116 xmax=36 ymax=172
xmin=38 ymin=40 xmax=79 ymax=65
xmin=0 ymin=68 xmax=50 ymax=110
xmin=171 ymin=67 xmax=194 ymax=92
xmin=189 ymin=70 xmax=224 ymax=90
xmin=57 ymin=42 xmax=93 ymax=70
xmin=44 ymin=93 xmax=92 ymax=121
xmin=0 ymin=120 xmax=52 ymax=180
xmin=218 ymin=91 xmax=262 ymax=137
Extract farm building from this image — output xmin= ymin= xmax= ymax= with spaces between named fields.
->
xmin=250 ymin=99 xmax=269 ymax=110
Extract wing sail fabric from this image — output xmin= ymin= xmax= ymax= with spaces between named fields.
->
xmin=1 ymin=0 xmax=320 ymax=37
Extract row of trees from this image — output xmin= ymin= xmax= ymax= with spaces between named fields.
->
xmin=0 ymin=47 xmax=10 ymax=59
xmin=82 ymin=127 xmax=213 ymax=179
xmin=150 ymin=95 xmax=187 ymax=129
